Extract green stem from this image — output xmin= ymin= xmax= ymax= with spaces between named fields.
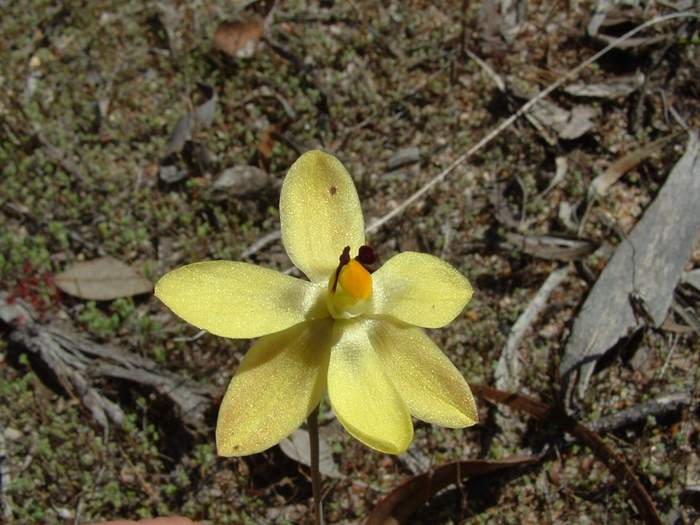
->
xmin=308 ymin=406 xmax=324 ymax=525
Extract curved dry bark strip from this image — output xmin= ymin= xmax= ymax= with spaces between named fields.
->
xmin=366 ymin=455 xmax=537 ymax=525
xmin=495 ymin=265 xmax=571 ymax=392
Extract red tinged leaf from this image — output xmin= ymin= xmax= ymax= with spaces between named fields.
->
xmin=366 ymin=455 xmax=537 ymax=525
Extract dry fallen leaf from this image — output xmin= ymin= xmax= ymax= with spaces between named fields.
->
xmin=366 ymin=455 xmax=537 ymax=525
xmin=503 ymin=232 xmax=597 ymax=261
xmin=564 ymin=72 xmax=645 ymax=99
xmin=213 ymin=17 xmax=263 ymax=59
xmin=164 ymin=85 xmax=217 ymax=157
xmin=55 ymin=257 xmax=152 ymax=300
xmin=561 ymin=133 xmax=700 ymax=398
xmin=279 ymin=428 xmax=342 ymax=478
xmin=387 ymin=147 xmax=421 ymax=171
xmin=209 ymin=165 xmax=269 ymax=198
xmin=590 ymin=132 xmax=681 ymax=197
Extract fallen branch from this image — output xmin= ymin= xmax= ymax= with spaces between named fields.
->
xmin=588 ymin=393 xmax=693 ymax=434
xmin=0 ymin=293 xmax=212 ymax=430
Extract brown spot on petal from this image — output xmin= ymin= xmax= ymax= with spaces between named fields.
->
xmin=329 ymin=185 xmax=337 ymax=196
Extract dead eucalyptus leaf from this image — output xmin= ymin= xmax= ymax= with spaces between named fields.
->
xmin=503 ymin=233 xmax=597 ymax=261
xmin=511 ymin=80 xmax=598 ymax=143
xmin=387 ymin=147 xmax=421 ymax=171
xmin=165 ymin=85 xmax=217 ymax=157
xmin=564 ymin=72 xmax=645 ymax=99
xmin=209 ymin=165 xmax=268 ymax=198
xmin=213 ymin=17 xmax=263 ymax=59
xmin=558 ymin=105 xmax=598 ymax=140
xmin=590 ymin=132 xmax=681 ymax=197
xmin=55 ymin=257 xmax=152 ymax=300
xmin=279 ymin=428 xmax=342 ymax=478
xmin=561 ymin=133 xmax=700 ymax=399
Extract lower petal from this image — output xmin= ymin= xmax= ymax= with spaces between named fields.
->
xmin=368 ymin=319 xmax=478 ymax=428
xmin=327 ymin=320 xmax=413 ymax=454
xmin=216 ymin=319 xmax=333 ymax=456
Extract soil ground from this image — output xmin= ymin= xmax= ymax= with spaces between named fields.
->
xmin=1 ymin=1 xmax=699 ymax=524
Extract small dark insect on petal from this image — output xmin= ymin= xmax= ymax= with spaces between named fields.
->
xmin=329 ymin=185 xmax=337 ymax=196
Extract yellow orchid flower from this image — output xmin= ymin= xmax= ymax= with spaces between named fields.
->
xmin=155 ymin=150 xmax=477 ymax=456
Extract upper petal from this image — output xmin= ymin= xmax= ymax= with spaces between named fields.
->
xmin=370 ymin=252 xmax=473 ymax=328
xmin=367 ymin=319 xmax=478 ymax=428
xmin=216 ymin=319 xmax=333 ymax=456
xmin=327 ymin=319 xmax=413 ymax=454
xmin=280 ymin=150 xmax=365 ymax=282
xmin=155 ymin=261 xmax=327 ymax=339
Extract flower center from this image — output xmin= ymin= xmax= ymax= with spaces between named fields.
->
xmin=339 ymin=259 xmax=372 ymax=299
xmin=326 ymin=245 xmax=375 ymax=319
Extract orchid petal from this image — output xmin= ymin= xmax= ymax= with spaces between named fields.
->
xmin=216 ymin=319 xmax=333 ymax=456
xmin=327 ymin=320 xmax=413 ymax=454
xmin=368 ymin=319 xmax=478 ymax=427
xmin=280 ymin=150 xmax=365 ymax=282
xmin=370 ymin=252 xmax=473 ymax=328
xmin=155 ymin=261 xmax=327 ymax=339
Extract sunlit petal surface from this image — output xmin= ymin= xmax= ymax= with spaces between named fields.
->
xmin=155 ymin=261 xmax=327 ymax=339
xmin=327 ymin=320 xmax=413 ymax=454
xmin=216 ymin=319 xmax=333 ymax=456
xmin=280 ymin=150 xmax=365 ymax=282
xmin=370 ymin=252 xmax=473 ymax=328
xmin=367 ymin=319 xmax=478 ymax=427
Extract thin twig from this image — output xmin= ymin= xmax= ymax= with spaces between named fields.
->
xmin=365 ymin=11 xmax=698 ymax=237
xmin=631 ymin=20 xmax=689 ymax=135
xmin=495 ymin=265 xmax=571 ymax=392
xmin=308 ymin=406 xmax=324 ymax=525
xmin=658 ymin=335 xmax=678 ymax=380
xmin=240 ymin=230 xmax=282 ymax=259
xmin=173 ymin=329 xmax=208 ymax=342
xmin=464 ymin=49 xmax=506 ymax=92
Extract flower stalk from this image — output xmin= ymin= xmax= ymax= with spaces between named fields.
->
xmin=308 ymin=406 xmax=324 ymax=525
